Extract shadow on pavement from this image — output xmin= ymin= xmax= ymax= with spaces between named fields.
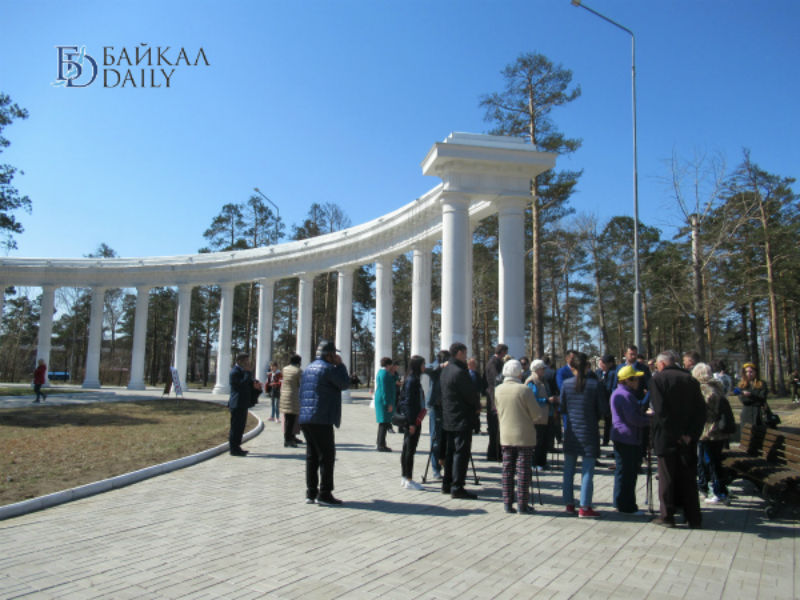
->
xmin=338 ymin=498 xmax=487 ymax=517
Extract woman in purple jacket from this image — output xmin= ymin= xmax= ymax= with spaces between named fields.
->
xmin=610 ymin=365 xmax=652 ymax=514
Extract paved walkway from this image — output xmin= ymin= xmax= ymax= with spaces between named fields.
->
xmin=1 ymin=388 xmax=798 ymax=599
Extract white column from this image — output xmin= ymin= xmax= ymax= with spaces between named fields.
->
xmin=440 ymin=193 xmax=470 ymax=350
xmin=295 ymin=274 xmax=313 ymax=364
xmin=497 ymin=196 xmax=528 ymax=359
xmin=464 ymin=226 xmax=474 ymax=357
xmin=212 ymin=283 xmax=235 ymax=395
xmin=411 ymin=243 xmax=433 ymax=362
xmin=127 ymin=285 xmax=150 ymax=390
xmin=82 ymin=286 xmax=106 ymax=388
xmin=173 ymin=284 xmax=192 ymax=390
xmin=36 ymin=285 xmax=56 ymax=374
xmin=336 ymin=268 xmax=354 ymax=403
xmin=255 ymin=278 xmax=275 ymax=382
xmin=374 ymin=256 xmax=393 ymax=380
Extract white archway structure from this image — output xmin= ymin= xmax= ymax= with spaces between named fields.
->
xmin=0 ymin=133 xmax=555 ymax=397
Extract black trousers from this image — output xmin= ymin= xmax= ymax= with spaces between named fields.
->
xmin=657 ymin=448 xmax=702 ymax=527
xmin=302 ymin=424 xmax=336 ymax=498
xmin=284 ymin=413 xmax=298 ymax=443
xmin=228 ymin=406 xmax=248 ymax=451
xmin=486 ymin=411 xmax=500 ymax=461
xmin=376 ymin=422 xmax=390 ymax=448
xmin=534 ymin=417 xmax=556 ymax=468
xmin=401 ymin=426 xmax=421 ymax=479
xmin=443 ymin=429 xmax=473 ymax=491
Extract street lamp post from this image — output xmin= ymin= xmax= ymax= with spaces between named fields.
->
xmin=571 ymin=0 xmax=642 ymax=351
xmin=253 ymin=187 xmax=281 ymax=244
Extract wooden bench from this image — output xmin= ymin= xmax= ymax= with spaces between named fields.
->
xmin=722 ymin=424 xmax=800 ymax=518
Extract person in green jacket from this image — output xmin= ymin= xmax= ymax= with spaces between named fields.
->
xmin=374 ymin=357 xmax=396 ymax=452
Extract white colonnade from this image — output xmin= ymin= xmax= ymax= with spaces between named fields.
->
xmin=0 ymin=133 xmax=555 ymax=395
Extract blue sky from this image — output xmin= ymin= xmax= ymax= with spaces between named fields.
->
xmin=1 ymin=0 xmax=798 ymax=260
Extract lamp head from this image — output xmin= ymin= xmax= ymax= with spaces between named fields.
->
xmin=571 ymin=0 xmax=581 ymax=5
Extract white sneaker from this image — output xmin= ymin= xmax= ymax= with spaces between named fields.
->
xmin=705 ymin=495 xmax=722 ymax=504
xmin=401 ymin=477 xmax=409 ymax=488
xmin=405 ymin=479 xmax=423 ymax=490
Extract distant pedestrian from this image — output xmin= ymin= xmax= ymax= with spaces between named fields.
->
xmin=692 ymin=362 xmax=735 ymax=505
xmin=649 ymin=350 xmax=706 ymax=528
xmin=266 ymin=362 xmax=282 ymax=422
xmin=299 ymin=340 xmax=350 ymax=506
xmin=441 ymin=342 xmax=480 ymax=499
xmin=228 ymin=353 xmax=262 ymax=456
xmin=374 ymin=357 xmax=396 ymax=452
xmin=525 ymin=359 xmax=557 ymax=472
xmin=496 ymin=359 xmax=545 ymax=514
xmin=485 ymin=343 xmax=508 ymax=462
xmin=399 ymin=355 xmax=427 ymax=490
xmin=710 ymin=359 xmax=733 ymax=396
xmin=610 ymin=365 xmax=650 ymax=515
xmin=791 ymin=370 xmax=800 ymax=404
xmin=560 ymin=352 xmax=604 ymax=518
xmin=33 ymin=359 xmax=47 ymax=403
xmin=280 ymin=354 xmax=303 ymax=447
xmin=735 ymin=362 xmax=767 ymax=428
xmin=426 ymin=350 xmax=449 ymax=480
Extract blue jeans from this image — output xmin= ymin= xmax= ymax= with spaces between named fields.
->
xmin=428 ymin=405 xmax=442 ymax=476
xmin=562 ymin=453 xmax=596 ymax=508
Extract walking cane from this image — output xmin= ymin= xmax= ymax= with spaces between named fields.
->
xmin=645 ymin=427 xmax=654 ymax=515
xmin=422 ymin=450 xmax=431 ymax=484
xmin=469 ymin=452 xmax=480 ymax=485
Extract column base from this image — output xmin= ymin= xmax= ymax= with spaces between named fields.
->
xmin=127 ymin=381 xmax=146 ymax=391
xmin=82 ymin=380 xmax=101 ymax=389
xmin=212 ymin=384 xmax=230 ymax=395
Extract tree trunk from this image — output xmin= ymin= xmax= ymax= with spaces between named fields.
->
xmin=782 ymin=297 xmax=793 ymax=378
xmin=748 ymin=301 xmax=759 ymax=371
xmin=690 ymin=214 xmax=707 ymax=358
xmin=739 ymin=305 xmax=749 ymax=360
xmin=759 ymin=204 xmax=786 ymax=394
xmin=641 ymin=290 xmax=653 ymax=359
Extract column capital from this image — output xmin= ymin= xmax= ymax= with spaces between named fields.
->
xmin=494 ymin=194 xmax=530 ymax=214
xmin=439 ymin=191 xmax=471 ymax=208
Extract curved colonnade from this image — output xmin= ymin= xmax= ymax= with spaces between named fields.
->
xmin=0 ymin=133 xmax=555 ymax=397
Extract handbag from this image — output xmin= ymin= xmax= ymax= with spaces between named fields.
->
xmin=391 ymin=411 xmax=409 ymax=428
xmin=763 ymin=403 xmax=781 ymax=429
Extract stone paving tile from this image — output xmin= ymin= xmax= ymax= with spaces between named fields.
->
xmin=1 ymin=389 xmax=798 ymax=599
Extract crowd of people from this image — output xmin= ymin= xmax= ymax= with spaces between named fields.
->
xmin=226 ymin=340 xmax=777 ymax=528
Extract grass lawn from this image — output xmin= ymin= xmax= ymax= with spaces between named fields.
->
xmin=0 ymin=400 xmax=257 ymax=506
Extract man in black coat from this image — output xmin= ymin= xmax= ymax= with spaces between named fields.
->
xmin=484 ymin=343 xmax=507 ymax=462
xmin=441 ymin=342 xmax=480 ymax=499
xmin=648 ymin=350 xmax=706 ymax=528
xmin=228 ymin=353 xmax=262 ymax=456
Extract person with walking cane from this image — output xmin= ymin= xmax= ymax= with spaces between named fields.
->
xmin=496 ymin=359 xmax=547 ymax=514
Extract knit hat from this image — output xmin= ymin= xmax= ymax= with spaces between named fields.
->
xmin=530 ymin=359 xmax=546 ymax=372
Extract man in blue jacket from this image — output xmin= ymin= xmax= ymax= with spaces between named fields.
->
xmin=299 ymin=340 xmax=350 ymax=506
xmin=228 ymin=353 xmax=262 ymax=456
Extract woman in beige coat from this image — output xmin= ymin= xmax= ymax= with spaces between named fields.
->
xmin=496 ymin=359 xmax=547 ymax=514
xmin=279 ymin=354 xmax=302 ymax=447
